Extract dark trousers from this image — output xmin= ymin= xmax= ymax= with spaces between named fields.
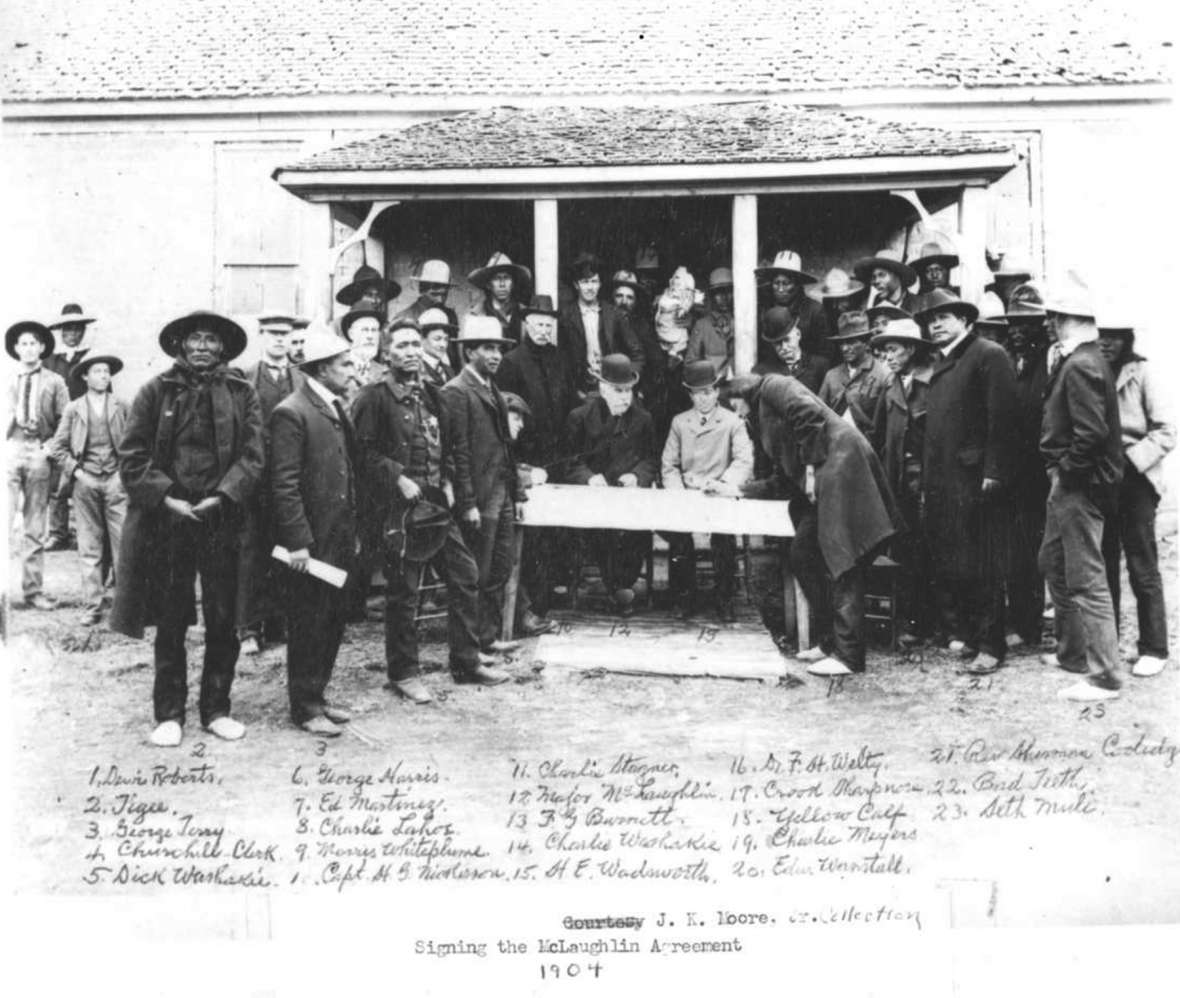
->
xmin=517 ymin=527 xmax=555 ymax=621
xmin=1103 ymin=466 xmax=1168 ymax=658
xmin=588 ymin=530 xmax=649 ymax=594
xmin=385 ymin=523 xmax=481 ymax=680
xmin=1007 ymin=506 xmax=1046 ymax=645
xmin=152 ymin=517 xmax=240 ymax=726
xmin=790 ymin=502 xmax=868 ymax=671
xmin=935 ymin=580 xmax=1005 ymax=658
xmin=285 ymin=571 xmax=347 ymax=724
xmin=893 ymin=489 xmax=934 ymax=638
xmin=468 ymin=481 xmax=516 ymax=649
xmin=667 ymin=532 xmax=737 ymax=600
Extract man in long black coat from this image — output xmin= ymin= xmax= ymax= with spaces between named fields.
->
xmin=269 ymin=329 xmax=358 ymax=737
xmin=111 ymin=311 xmax=263 ymax=748
xmin=916 ymin=289 xmax=1017 ymax=673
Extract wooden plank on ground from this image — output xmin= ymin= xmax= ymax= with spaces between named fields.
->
xmin=533 ymin=613 xmax=786 ymax=682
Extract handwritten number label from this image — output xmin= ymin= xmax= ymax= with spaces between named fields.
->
xmin=83 ymin=796 xmax=100 ymax=814
xmin=609 ymin=623 xmax=631 ymax=638
xmin=190 ymin=741 xmax=206 ymax=758
xmin=314 ymin=740 xmax=328 ymax=757
xmin=698 ymin=626 xmax=719 ymax=643
xmin=1079 ymin=703 xmax=1107 ymax=721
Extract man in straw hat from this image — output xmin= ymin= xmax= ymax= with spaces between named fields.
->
xmin=685 ymin=267 xmax=736 ymax=377
xmin=806 ymin=266 xmax=864 ymax=365
xmin=6 ymin=320 xmax=69 ymax=610
xmin=870 ymin=317 xmax=936 ymax=645
xmin=1097 ymin=309 xmax=1175 ymax=680
xmin=722 ymin=372 xmax=900 ymax=677
xmin=48 ymin=350 xmax=129 ymax=626
xmin=661 ymin=359 xmax=754 ymax=623
xmin=818 ymin=311 xmax=892 ymax=435
xmin=417 ymin=307 xmax=458 ymax=387
xmin=441 ymin=315 xmax=530 ymax=660
xmin=565 ymin=354 xmax=659 ymax=617
xmin=756 ymin=250 xmax=827 ymax=358
xmin=754 ymin=307 xmax=829 ymax=393
xmin=468 ymin=251 xmax=531 ymax=344
xmin=854 ymin=248 xmax=921 ymax=314
xmin=390 ymin=258 xmax=460 ymax=330
xmin=269 ymin=327 xmax=359 ymax=736
xmin=915 ymin=288 xmax=1017 ymax=675
xmin=561 ymin=251 xmax=645 ymax=398
xmin=353 ymin=318 xmax=503 ymax=700
xmin=111 ymin=311 xmax=263 ymax=747
xmin=1037 ymin=274 xmax=1124 ymax=701
xmin=907 ymin=238 xmax=960 ymax=295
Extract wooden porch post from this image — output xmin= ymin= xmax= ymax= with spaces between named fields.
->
xmin=533 ymin=199 xmax=559 ymax=300
xmin=957 ymin=185 xmax=989 ymax=304
xmin=297 ymin=202 xmax=333 ymax=323
xmin=731 ymin=194 xmax=758 ymax=375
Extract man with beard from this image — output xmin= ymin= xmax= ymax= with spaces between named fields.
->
xmin=495 ymin=294 xmax=575 ymax=634
xmin=442 ymin=316 xmax=528 ymax=657
xmin=754 ymin=307 xmax=828 ymax=394
xmin=111 ymin=312 xmax=263 ymax=747
xmin=469 ymin=252 xmax=531 ymax=343
xmin=612 ymin=269 xmax=662 ymax=397
xmin=854 ymin=249 xmax=921 ymax=314
xmin=561 ymin=252 xmax=645 ymax=398
xmin=686 ymin=268 xmax=736 ymax=376
xmin=755 ymin=251 xmax=827 ymax=363
xmin=390 ymin=258 xmax=460 ymax=330
xmin=818 ymin=311 xmax=892 ymax=435
xmin=565 ymin=355 xmax=658 ymax=617
xmin=916 ymin=289 xmax=1017 ymax=675
xmin=340 ymin=301 xmax=389 ymax=406
xmin=417 ymin=307 xmax=458 ymax=387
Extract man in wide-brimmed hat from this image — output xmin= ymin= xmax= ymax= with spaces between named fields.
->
xmin=914 ymin=288 xmax=1017 ymax=675
xmin=754 ymin=307 xmax=828 ymax=394
xmin=111 ymin=311 xmax=263 ymax=748
xmin=564 ymin=354 xmax=659 ymax=617
xmin=339 ymin=301 xmax=389 ymax=406
xmin=1096 ymin=308 xmax=1175 ymax=681
xmin=611 ymin=268 xmax=662 ymax=393
xmin=417 ymin=307 xmax=458 ymax=387
xmin=468 ymin=251 xmax=531 ymax=343
xmin=269 ymin=327 xmax=359 ymax=736
xmin=335 ymin=262 xmax=401 ymax=314
xmin=870 ymin=318 xmax=936 ymax=644
xmin=661 ymin=359 xmax=754 ymax=623
xmin=48 ymin=350 xmax=129 ymax=626
xmin=818 ymin=311 xmax=892 ymax=435
xmin=806 ymin=266 xmax=864 ymax=363
xmin=353 ymin=318 xmax=500 ymax=699
xmin=1038 ymin=274 xmax=1125 ymax=702
xmin=390 ymin=258 xmax=460 ymax=331
xmin=756 ymin=251 xmax=828 ymax=361
xmin=907 ymin=238 xmax=960 ymax=294
xmin=6 ymin=320 xmax=69 ymax=610
xmin=685 ymin=266 xmax=737 ymax=377
xmin=442 ymin=315 xmax=530 ymax=662
xmin=560 ymin=251 xmax=645 ymax=397
xmin=854 ymin=248 xmax=920 ymax=313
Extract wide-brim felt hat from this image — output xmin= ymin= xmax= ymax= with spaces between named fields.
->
xmin=611 ymin=270 xmax=644 ymax=295
xmin=707 ymin=267 xmax=734 ymax=291
xmin=6 ymin=320 xmax=55 ymax=360
xmin=912 ymin=288 xmax=979 ymax=325
xmin=339 ymin=303 xmax=385 ymax=340
xmin=388 ymin=485 xmax=453 ymax=563
xmin=1003 ymin=281 xmax=1047 ymax=321
xmin=853 ymin=252 xmax=918 ymax=290
xmin=755 ymin=250 xmax=818 ymax=285
xmin=828 ymin=311 xmax=872 ymax=342
xmin=908 ymin=239 xmax=960 ymax=273
xmin=682 ymin=359 xmax=723 ymax=389
xmin=871 ymin=318 xmax=930 ymax=350
xmin=47 ymin=305 xmax=97 ymax=330
xmin=296 ymin=328 xmax=352 ymax=368
xmin=69 ymin=353 xmax=124 ymax=388
xmin=454 ymin=315 xmax=516 ymax=347
xmin=866 ymin=303 xmax=912 ymax=324
xmin=468 ymin=252 xmax=532 ymax=290
xmin=336 ymin=265 xmax=401 ymax=306
xmin=594 ymin=353 xmax=640 ymax=387
xmin=806 ymin=268 xmax=865 ymax=303
xmin=158 ymin=311 xmax=247 ymax=361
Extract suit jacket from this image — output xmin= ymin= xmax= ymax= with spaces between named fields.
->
xmin=871 ymin=366 xmax=932 ymax=504
xmin=45 ymin=348 xmax=91 ymax=400
xmin=1040 ymin=341 xmax=1123 ymax=491
xmin=564 ymin=398 xmax=658 ymax=488
xmin=6 ymin=366 xmax=69 ymax=443
xmin=239 ymin=361 xmax=305 ymax=422
xmin=440 ymin=366 xmax=524 ymax=515
xmin=685 ymin=309 xmax=735 ymax=376
xmin=1010 ymin=350 xmax=1051 ymax=511
xmin=560 ymin=300 xmax=646 ymax=395
xmin=48 ymin=393 xmax=130 ymax=478
xmin=268 ymin=381 xmax=358 ymax=570
xmin=494 ymin=338 xmax=575 ymax=467
xmin=421 ymin=355 xmax=456 ymax=388
xmin=818 ymin=355 xmax=892 ymax=435
xmin=661 ymin=405 xmax=753 ymax=490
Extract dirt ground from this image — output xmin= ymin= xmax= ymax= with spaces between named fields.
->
xmin=7 ymin=519 xmax=1180 ymax=929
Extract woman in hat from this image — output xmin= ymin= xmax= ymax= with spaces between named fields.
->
xmin=110 ymin=311 xmax=263 ymax=747
xmin=48 ymin=351 xmax=129 ymax=626
xmin=468 ymin=251 xmax=532 ymax=344
xmin=755 ymin=251 xmax=827 ymax=362
xmin=870 ymin=318 xmax=936 ymax=646
xmin=564 ymin=354 xmax=658 ymax=617
xmin=660 ymin=360 xmax=754 ymax=623
xmin=755 ymin=306 xmax=829 ymax=395
xmin=685 ymin=267 xmax=736 ymax=377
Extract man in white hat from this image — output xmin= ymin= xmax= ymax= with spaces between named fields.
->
xmin=756 ymin=251 xmax=828 ymax=362
xmin=685 ymin=267 xmax=736 ymax=377
xmin=441 ymin=315 xmax=529 ymax=659
xmin=390 ymin=259 xmax=460 ymax=330
xmin=1038 ymin=275 xmax=1124 ymax=701
xmin=417 ymin=307 xmax=458 ymax=387
xmin=269 ymin=329 xmax=359 ymax=735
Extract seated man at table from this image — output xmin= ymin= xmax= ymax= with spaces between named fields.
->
xmin=661 ymin=361 xmax=754 ymax=623
xmin=564 ymin=354 xmax=658 ymax=617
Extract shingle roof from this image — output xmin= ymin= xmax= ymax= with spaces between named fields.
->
xmin=4 ymin=0 xmax=1170 ymax=104
xmin=280 ymin=103 xmax=1013 ymax=173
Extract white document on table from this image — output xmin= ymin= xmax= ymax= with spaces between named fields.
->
xmin=270 ymin=545 xmax=348 ymax=589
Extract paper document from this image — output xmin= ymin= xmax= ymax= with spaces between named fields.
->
xmin=271 ymin=545 xmax=348 ymax=588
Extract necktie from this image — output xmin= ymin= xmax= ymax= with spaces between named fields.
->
xmin=332 ymin=399 xmax=356 ymax=455
xmin=21 ymin=371 xmax=33 ymax=427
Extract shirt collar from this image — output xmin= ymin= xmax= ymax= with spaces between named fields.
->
xmin=305 ymin=375 xmax=339 ymax=408
xmin=466 ymin=365 xmax=488 ymax=388
xmin=939 ymin=330 xmax=970 ymax=358
xmin=579 ymin=300 xmax=600 ymax=314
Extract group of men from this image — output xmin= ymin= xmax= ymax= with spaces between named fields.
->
xmin=5 ymin=239 xmax=1172 ymax=746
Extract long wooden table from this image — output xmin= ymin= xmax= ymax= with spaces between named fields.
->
xmin=505 ymin=483 xmax=809 ymax=647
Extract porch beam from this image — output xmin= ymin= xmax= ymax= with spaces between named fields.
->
xmin=533 ymin=199 xmax=559 ymax=300
xmin=957 ymin=185 xmax=989 ymax=304
xmin=731 ymin=194 xmax=758 ymax=376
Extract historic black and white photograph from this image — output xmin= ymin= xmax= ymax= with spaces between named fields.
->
xmin=3 ymin=0 xmax=1177 ymax=994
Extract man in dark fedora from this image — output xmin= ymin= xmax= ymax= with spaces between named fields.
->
xmin=907 ymin=239 xmax=960 ymax=295
xmin=564 ymin=354 xmax=658 ymax=617
xmin=111 ymin=311 xmax=263 ymax=748
xmin=916 ymin=287 xmax=1017 ymax=675
xmin=469 ymin=251 xmax=531 ymax=343
xmin=390 ymin=258 xmax=460 ymax=330
xmin=6 ymin=320 xmax=69 ymax=610
xmin=870 ymin=317 xmax=936 ymax=645
xmin=756 ymin=251 xmax=828 ymax=361
xmin=661 ymin=360 xmax=754 ymax=622
xmin=818 ymin=311 xmax=892 ymax=435
xmin=442 ymin=315 xmax=529 ymax=660
xmin=417 ymin=308 xmax=458 ymax=387
xmin=48 ymin=350 xmax=129 ymax=626
xmin=561 ymin=252 xmax=645 ymax=398
xmin=685 ymin=267 xmax=736 ymax=376
xmin=269 ymin=327 xmax=358 ymax=736
xmin=854 ymin=248 xmax=921 ymax=314
xmin=336 ymin=262 xmax=401 ymax=316
xmin=354 ymin=319 xmax=503 ymax=699
xmin=44 ymin=303 xmax=97 ymax=549
xmin=754 ymin=307 xmax=828 ymax=394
